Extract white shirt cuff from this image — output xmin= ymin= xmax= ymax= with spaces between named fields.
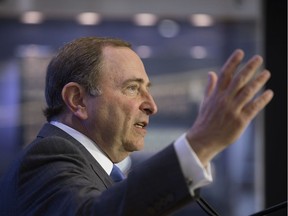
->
xmin=173 ymin=133 xmax=213 ymax=196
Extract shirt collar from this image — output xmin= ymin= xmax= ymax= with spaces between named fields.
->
xmin=50 ymin=121 xmax=113 ymax=175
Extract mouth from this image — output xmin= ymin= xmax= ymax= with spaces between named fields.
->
xmin=134 ymin=121 xmax=148 ymax=129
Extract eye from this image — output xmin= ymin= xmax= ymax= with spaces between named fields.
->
xmin=125 ymin=84 xmax=140 ymax=95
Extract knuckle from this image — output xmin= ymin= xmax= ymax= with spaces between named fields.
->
xmin=240 ymin=86 xmax=253 ymax=98
xmin=235 ymin=75 xmax=247 ymax=87
xmin=243 ymin=102 xmax=259 ymax=119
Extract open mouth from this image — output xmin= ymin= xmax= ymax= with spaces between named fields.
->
xmin=134 ymin=122 xmax=147 ymax=129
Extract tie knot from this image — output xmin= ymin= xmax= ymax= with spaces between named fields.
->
xmin=110 ymin=165 xmax=125 ymax=182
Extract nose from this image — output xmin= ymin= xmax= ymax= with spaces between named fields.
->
xmin=140 ymin=92 xmax=158 ymax=115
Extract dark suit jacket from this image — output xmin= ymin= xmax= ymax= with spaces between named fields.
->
xmin=0 ymin=123 xmax=195 ymax=216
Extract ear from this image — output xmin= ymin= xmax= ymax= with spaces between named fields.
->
xmin=61 ymin=82 xmax=88 ymax=120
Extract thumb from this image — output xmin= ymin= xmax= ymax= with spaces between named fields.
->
xmin=199 ymin=71 xmax=218 ymax=112
xmin=204 ymin=71 xmax=218 ymax=97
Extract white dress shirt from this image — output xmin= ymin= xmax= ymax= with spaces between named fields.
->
xmin=50 ymin=121 xmax=212 ymax=196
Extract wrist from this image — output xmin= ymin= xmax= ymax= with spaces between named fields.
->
xmin=185 ymin=131 xmax=221 ymax=167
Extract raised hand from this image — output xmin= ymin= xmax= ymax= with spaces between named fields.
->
xmin=186 ymin=49 xmax=274 ymax=166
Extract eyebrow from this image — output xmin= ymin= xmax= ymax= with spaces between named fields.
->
xmin=123 ymin=78 xmax=152 ymax=88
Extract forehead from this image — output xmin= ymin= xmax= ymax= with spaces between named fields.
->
xmin=101 ymin=46 xmax=150 ymax=86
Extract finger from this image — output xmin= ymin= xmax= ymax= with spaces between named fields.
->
xmin=204 ymin=71 xmax=218 ymax=97
xmin=228 ymin=55 xmax=263 ymax=96
xmin=217 ymin=49 xmax=244 ymax=91
xmin=235 ymin=70 xmax=271 ymax=108
xmin=242 ymin=89 xmax=274 ymax=120
xmin=199 ymin=72 xmax=218 ymax=112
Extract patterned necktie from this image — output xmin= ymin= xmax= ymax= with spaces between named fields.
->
xmin=110 ymin=164 xmax=125 ymax=182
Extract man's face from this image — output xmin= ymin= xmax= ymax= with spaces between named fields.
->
xmin=84 ymin=46 xmax=158 ymax=162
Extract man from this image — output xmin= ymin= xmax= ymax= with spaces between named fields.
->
xmin=0 ymin=37 xmax=273 ymax=215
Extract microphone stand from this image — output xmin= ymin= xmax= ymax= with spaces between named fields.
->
xmin=249 ymin=201 xmax=287 ymax=216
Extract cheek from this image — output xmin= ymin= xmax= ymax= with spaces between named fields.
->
xmin=96 ymin=98 xmax=131 ymax=127
xmin=110 ymin=96 xmax=138 ymax=117
xmin=90 ymin=94 xmax=139 ymax=130
xmin=109 ymin=102 xmax=134 ymax=126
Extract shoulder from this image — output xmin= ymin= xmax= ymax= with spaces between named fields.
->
xmin=24 ymin=123 xmax=87 ymax=155
xmin=20 ymin=135 xmax=89 ymax=171
xmin=27 ymin=135 xmax=82 ymax=154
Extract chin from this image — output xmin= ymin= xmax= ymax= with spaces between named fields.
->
xmin=124 ymin=140 xmax=145 ymax=152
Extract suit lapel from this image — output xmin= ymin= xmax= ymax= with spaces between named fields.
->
xmin=37 ymin=123 xmax=114 ymax=189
